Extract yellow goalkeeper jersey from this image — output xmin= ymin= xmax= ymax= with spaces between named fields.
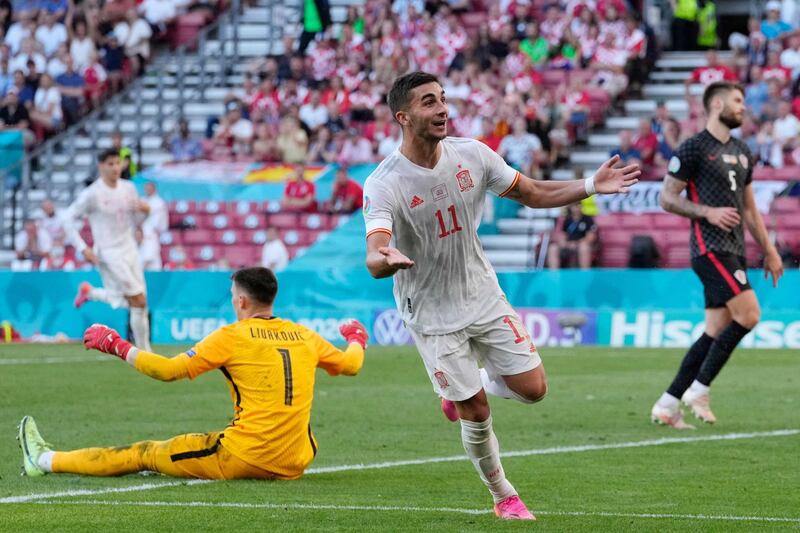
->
xmin=137 ymin=316 xmax=363 ymax=478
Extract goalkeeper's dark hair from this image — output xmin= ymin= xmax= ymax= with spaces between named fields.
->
xmin=232 ymin=267 xmax=278 ymax=306
xmin=702 ymin=81 xmax=745 ymax=113
xmin=388 ymin=71 xmax=440 ymax=119
xmin=97 ymin=148 xmax=120 ymax=163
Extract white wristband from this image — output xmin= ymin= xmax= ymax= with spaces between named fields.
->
xmin=584 ymin=175 xmax=596 ymax=196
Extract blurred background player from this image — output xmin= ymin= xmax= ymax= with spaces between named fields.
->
xmin=650 ymin=82 xmax=784 ymax=429
xmin=19 ymin=267 xmax=368 ymax=480
xmin=363 ymin=72 xmax=640 ymax=521
xmin=65 ymin=148 xmax=152 ymax=351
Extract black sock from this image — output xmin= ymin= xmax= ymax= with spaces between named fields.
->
xmin=666 ymin=333 xmax=715 ymax=398
xmin=695 ymin=321 xmax=751 ymax=386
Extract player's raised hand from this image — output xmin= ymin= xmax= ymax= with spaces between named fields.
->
xmin=705 ymin=207 xmax=741 ymax=232
xmin=339 ymin=319 xmax=368 ymax=348
xmin=82 ymin=248 xmax=99 ymax=265
xmin=593 ymin=155 xmax=641 ymax=194
xmin=763 ymin=248 xmax=784 ymax=288
xmin=83 ymin=324 xmax=133 ymax=360
xmin=378 ymin=246 xmax=415 ymax=270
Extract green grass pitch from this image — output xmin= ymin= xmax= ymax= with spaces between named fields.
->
xmin=1 ymin=344 xmax=798 ymax=532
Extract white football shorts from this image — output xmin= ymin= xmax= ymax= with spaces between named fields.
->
xmin=97 ymin=247 xmax=146 ymax=298
xmin=408 ymin=297 xmax=541 ymax=401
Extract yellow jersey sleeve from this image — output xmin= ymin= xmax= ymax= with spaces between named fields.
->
xmin=131 ymin=350 xmax=191 ymax=381
xmin=309 ymin=329 xmax=364 ymax=376
xmin=183 ymin=324 xmax=240 ymax=379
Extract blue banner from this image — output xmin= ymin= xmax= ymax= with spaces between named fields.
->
xmin=0 ymin=270 xmax=798 ymax=348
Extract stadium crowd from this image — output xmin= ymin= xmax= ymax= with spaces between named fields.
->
xmin=167 ymin=0 xmax=656 ymax=180
xmin=0 ymin=0 xmax=220 ymax=147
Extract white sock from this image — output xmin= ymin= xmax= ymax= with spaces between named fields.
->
xmin=479 ymin=368 xmax=536 ymax=404
xmin=460 ymin=416 xmax=516 ymax=503
xmin=38 ymin=450 xmax=54 ymax=472
xmin=130 ymin=307 xmax=151 ymax=352
xmin=688 ymin=380 xmax=710 ymax=395
xmin=658 ymin=392 xmax=680 ymax=408
xmin=88 ymin=288 xmax=128 ymax=309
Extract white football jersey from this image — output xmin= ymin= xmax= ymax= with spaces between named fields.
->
xmin=363 ymin=137 xmax=520 ymax=335
xmin=64 ymin=178 xmax=141 ymax=259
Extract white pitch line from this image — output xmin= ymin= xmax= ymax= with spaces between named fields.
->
xmin=2 ymin=429 xmax=797 ymax=504
xmin=0 ymin=479 xmax=210 ymax=504
xmin=0 ymin=356 xmax=111 ymax=366
xmin=30 ymin=500 xmax=800 ymax=524
xmin=305 ymin=429 xmax=800 ymax=474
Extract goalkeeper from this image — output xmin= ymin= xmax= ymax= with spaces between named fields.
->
xmin=18 ymin=267 xmax=368 ymax=480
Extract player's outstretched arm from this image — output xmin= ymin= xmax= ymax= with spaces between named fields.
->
xmin=660 ymin=176 xmax=741 ymax=231
xmin=742 ymin=184 xmax=783 ymax=287
xmin=504 ymin=155 xmax=640 ymax=208
xmin=366 ymin=231 xmax=414 ymax=279
xmin=83 ymin=324 xmax=190 ymax=381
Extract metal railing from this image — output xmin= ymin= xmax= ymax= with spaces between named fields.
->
xmin=0 ymin=0 xmax=267 ymax=248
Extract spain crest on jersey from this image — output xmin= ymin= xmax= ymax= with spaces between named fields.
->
xmin=456 ymin=169 xmax=474 ymax=192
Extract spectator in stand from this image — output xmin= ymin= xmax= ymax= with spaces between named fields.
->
xmin=321 ymin=166 xmax=363 ymax=214
xmin=669 ymin=0 xmax=698 ymax=51
xmin=142 ymin=181 xmax=168 ymax=237
xmin=650 ymin=100 xmax=672 ymax=139
xmin=36 ymin=199 xmax=64 ymax=245
xmin=163 ymin=118 xmax=203 ymax=162
xmin=324 ymin=100 xmax=346 ymax=134
xmin=632 ymin=117 xmax=658 ymax=167
xmin=478 ymin=116 xmax=502 ymax=152
xmin=763 ymin=49 xmax=792 ymax=89
xmin=260 ymin=227 xmax=289 ymax=272
xmin=11 ymin=38 xmax=46 ymax=74
xmin=101 ymin=32 xmax=124 ymax=94
xmin=83 ymin=50 xmax=107 ymax=108
xmin=139 ymin=0 xmax=178 ymax=33
xmin=116 ymin=9 xmax=152 ymax=76
xmin=745 ymin=65 xmax=770 ymax=120
xmin=299 ymin=0 xmax=331 ymax=54
xmin=29 ymin=72 xmax=62 ymax=136
xmin=39 ymin=237 xmax=77 ymax=271
xmin=275 ymin=115 xmax=308 ymax=164
xmin=377 ymin=121 xmax=402 ymax=158
xmin=0 ymin=1 xmax=12 ymax=36
xmin=213 ymin=102 xmax=254 ymax=158
xmin=684 ymin=49 xmax=737 ymax=98
xmin=68 ymin=18 xmax=96 ymax=72
xmin=609 ymin=129 xmax=642 ymax=165
xmin=35 ymin=11 xmax=67 ymax=59
xmin=560 ymin=77 xmax=591 ymax=144
xmin=306 ymin=125 xmax=337 ymax=163
xmin=281 ymin=164 xmax=317 ymax=213
xmin=773 ymin=100 xmax=800 ymax=165
xmin=338 ymin=127 xmax=374 ymax=165
xmin=252 ymin=122 xmax=281 ymax=162
xmin=547 ymin=203 xmax=597 ymax=269
xmin=655 ymin=119 xmax=681 ymax=165
xmin=754 ymin=121 xmax=781 ymax=167
xmin=15 ymin=218 xmax=52 ymax=265
xmin=47 ymin=44 xmax=69 ymax=78
xmin=135 ymin=225 xmax=162 ymax=271
xmin=0 ymin=89 xmax=34 ymax=147
xmin=589 ymin=32 xmax=629 ymax=100
xmin=781 ymin=35 xmax=800 ymax=81
xmin=0 ymin=56 xmax=11 ymax=97
xmin=761 ymin=1 xmax=793 ymax=41
xmin=5 ymin=12 xmax=35 ymax=56
xmin=298 ymin=89 xmax=329 ymax=132
xmin=498 ymin=117 xmax=544 ymax=178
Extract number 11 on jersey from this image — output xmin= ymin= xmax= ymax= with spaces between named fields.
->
xmin=435 ymin=204 xmax=463 ymax=238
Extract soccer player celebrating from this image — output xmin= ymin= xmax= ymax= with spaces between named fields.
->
xmin=19 ymin=267 xmax=368 ymax=480
xmin=66 ymin=148 xmax=152 ymax=351
xmin=363 ymin=72 xmax=640 ymax=520
xmin=650 ymin=81 xmax=783 ymax=429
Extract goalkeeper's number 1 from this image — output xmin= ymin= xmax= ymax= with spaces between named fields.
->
xmin=277 ymin=348 xmax=293 ymax=406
